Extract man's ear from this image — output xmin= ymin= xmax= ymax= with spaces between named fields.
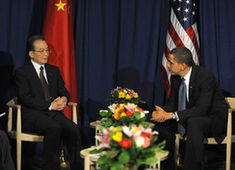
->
xmin=181 ymin=63 xmax=187 ymax=70
xmin=29 ymin=51 xmax=33 ymax=59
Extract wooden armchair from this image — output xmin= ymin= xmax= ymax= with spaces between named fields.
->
xmin=7 ymin=97 xmax=78 ymax=170
xmin=175 ymin=97 xmax=235 ymax=170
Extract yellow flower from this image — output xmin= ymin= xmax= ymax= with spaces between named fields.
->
xmin=112 ymin=112 xmax=120 ymax=120
xmin=112 ymin=131 xmax=122 ymax=142
xmin=125 ymin=94 xmax=131 ymax=99
xmin=120 ymin=112 xmax=127 ymax=118
xmin=119 ymin=91 xmax=125 ymax=98
xmin=133 ymin=127 xmax=139 ymax=133
xmin=134 ymin=92 xmax=138 ymax=98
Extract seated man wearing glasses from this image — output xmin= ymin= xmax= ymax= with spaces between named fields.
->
xmin=14 ymin=35 xmax=81 ymax=170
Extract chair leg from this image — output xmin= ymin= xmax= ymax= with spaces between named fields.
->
xmin=158 ymin=159 xmax=161 ymax=170
xmin=175 ymin=134 xmax=180 ymax=170
xmin=16 ymin=139 xmax=21 ymax=170
xmin=226 ymin=142 xmax=231 ymax=170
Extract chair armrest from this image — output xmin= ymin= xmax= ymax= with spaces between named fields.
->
xmin=6 ymin=99 xmax=22 ymax=135
xmin=229 ymin=108 xmax=235 ymax=112
xmin=68 ymin=102 xmax=77 ymax=107
xmin=68 ymin=102 xmax=78 ymax=124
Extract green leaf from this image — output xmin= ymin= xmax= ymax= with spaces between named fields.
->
xmin=99 ymin=110 xmax=108 ymax=116
xmin=89 ymin=148 xmax=103 ymax=154
xmin=110 ymin=162 xmax=122 ymax=170
xmin=106 ymin=149 xmax=120 ymax=158
xmin=101 ymin=117 xmax=108 ymax=121
xmin=113 ymin=91 xmax=119 ymax=98
xmin=136 ymin=158 xmax=145 ymax=165
xmin=139 ymin=121 xmax=149 ymax=127
xmin=103 ymin=119 xmax=113 ymax=127
xmin=118 ymin=150 xmax=130 ymax=164
xmin=98 ymin=155 xmax=110 ymax=164
xmin=134 ymin=112 xmax=141 ymax=119
xmin=145 ymin=155 xmax=157 ymax=164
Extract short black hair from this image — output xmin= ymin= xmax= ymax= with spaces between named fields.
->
xmin=170 ymin=47 xmax=193 ymax=66
xmin=27 ymin=35 xmax=45 ymax=52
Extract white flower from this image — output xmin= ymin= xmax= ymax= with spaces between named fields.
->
xmin=122 ymin=126 xmax=132 ymax=137
xmin=108 ymin=104 xmax=116 ymax=113
xmin=135 ymin=137 xmax=145 ymax=147
xmin=140 ymin=111 xmax=145 ymax=118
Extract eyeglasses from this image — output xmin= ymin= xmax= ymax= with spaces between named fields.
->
xmin=33 ymin=48 xmax=50 ymax=53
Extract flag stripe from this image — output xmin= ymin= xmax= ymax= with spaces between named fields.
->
xmin=161 ymin=0 xmax=200 ymax=95
xmin=186 ymin=25 xmax=200 ymax=61
xmin=169 ymin=22 xmax=185 ymax=47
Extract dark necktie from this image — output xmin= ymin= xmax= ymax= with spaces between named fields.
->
xmin=39 ymin=66 xmax=50 ymax=101
xmin=178 ymin=78 xmax=186 ymax=136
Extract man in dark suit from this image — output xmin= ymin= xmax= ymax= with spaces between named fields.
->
xmin=0 ymin=130 xmax=15 ymax=170
xmin=152 ymin=47 xmax=228 ymax=170
xmin=14 ymin=35 xmax=81 ymax=170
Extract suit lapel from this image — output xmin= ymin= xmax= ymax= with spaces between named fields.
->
xmin=29 ymin=62 xmax=42 ymax=85
xmin=28 ymin=62 xmax=46 ymax=97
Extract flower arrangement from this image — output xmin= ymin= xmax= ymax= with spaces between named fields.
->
xmin=100 ymin=103 xmax=149 ymax=128
xmin=90 ymin=125 xmax=166 ymax=170
xmin=106 ymin=86 xmax=145 ymax=105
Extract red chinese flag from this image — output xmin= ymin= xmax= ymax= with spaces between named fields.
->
xmin=43 ymin=0 xmax=78 ymax=120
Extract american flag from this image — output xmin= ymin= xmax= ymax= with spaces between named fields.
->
xmin=161 ymin=0 xmax=200 ymax=96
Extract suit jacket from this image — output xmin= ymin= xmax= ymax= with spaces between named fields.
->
xmin=163 ymin=65 xmax=228 ymax=143
xmin=14 ymin=61 xmax=70 ymax=127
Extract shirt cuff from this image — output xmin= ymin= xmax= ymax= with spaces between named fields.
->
xmin=49 ymin=104 xmax=52 ymax=110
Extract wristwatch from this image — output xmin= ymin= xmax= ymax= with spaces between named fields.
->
xmin=171 ymin=112 xmax=176 ymax=119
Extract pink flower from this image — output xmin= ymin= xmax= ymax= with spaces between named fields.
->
xmin=97 ymin=129 xmax=110 ymax=149
xmin=142 ymin=137 xmax=151 ymax=148
xmin=125 ymin=103 xmax=136 ymax=113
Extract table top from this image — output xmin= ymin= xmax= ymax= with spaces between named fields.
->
xmin=90 ymin=120 xmax=102 ymax=128
xmin=80 ymin=146 xmax=100 ymax=162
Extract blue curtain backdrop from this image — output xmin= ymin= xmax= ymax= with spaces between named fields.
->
xmin=1 ymin=0 xmax=235 ymax=144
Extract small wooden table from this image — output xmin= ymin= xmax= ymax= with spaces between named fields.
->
xmin=80 ymin=146 xmax=168 ymax=170
xmin=90 ymin=121 xmax=103 ymax=146
xmin=80 ymin=146 xmax=99 ymax=170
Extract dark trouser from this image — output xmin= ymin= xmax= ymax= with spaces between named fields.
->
xmin=184 ymin=117 xmax=212 ymax=170
xmin=154 ymin=120 xmax=177 ymax=170
xmin=0 ymin=130 xmax=15 ymax=170
xmin=23 ymin=111 xmax=81 ymax=170
xmin=154 ymin=117 xmax=213 ymax=170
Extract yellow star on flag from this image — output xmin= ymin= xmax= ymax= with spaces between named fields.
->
xmin=55 ymin=0 xmax=67 ymax=11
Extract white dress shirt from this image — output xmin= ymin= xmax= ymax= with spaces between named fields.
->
xmin=31 ymin=59 xmax=49 ymax=83
xmin=175 ymin=67 xmax=192 ymax=121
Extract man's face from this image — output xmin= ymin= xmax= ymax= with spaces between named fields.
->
xmin=167 ymin=54 xmax=184 ymax=76
xmin=29 ymin=40 xmax=49 ymax=65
